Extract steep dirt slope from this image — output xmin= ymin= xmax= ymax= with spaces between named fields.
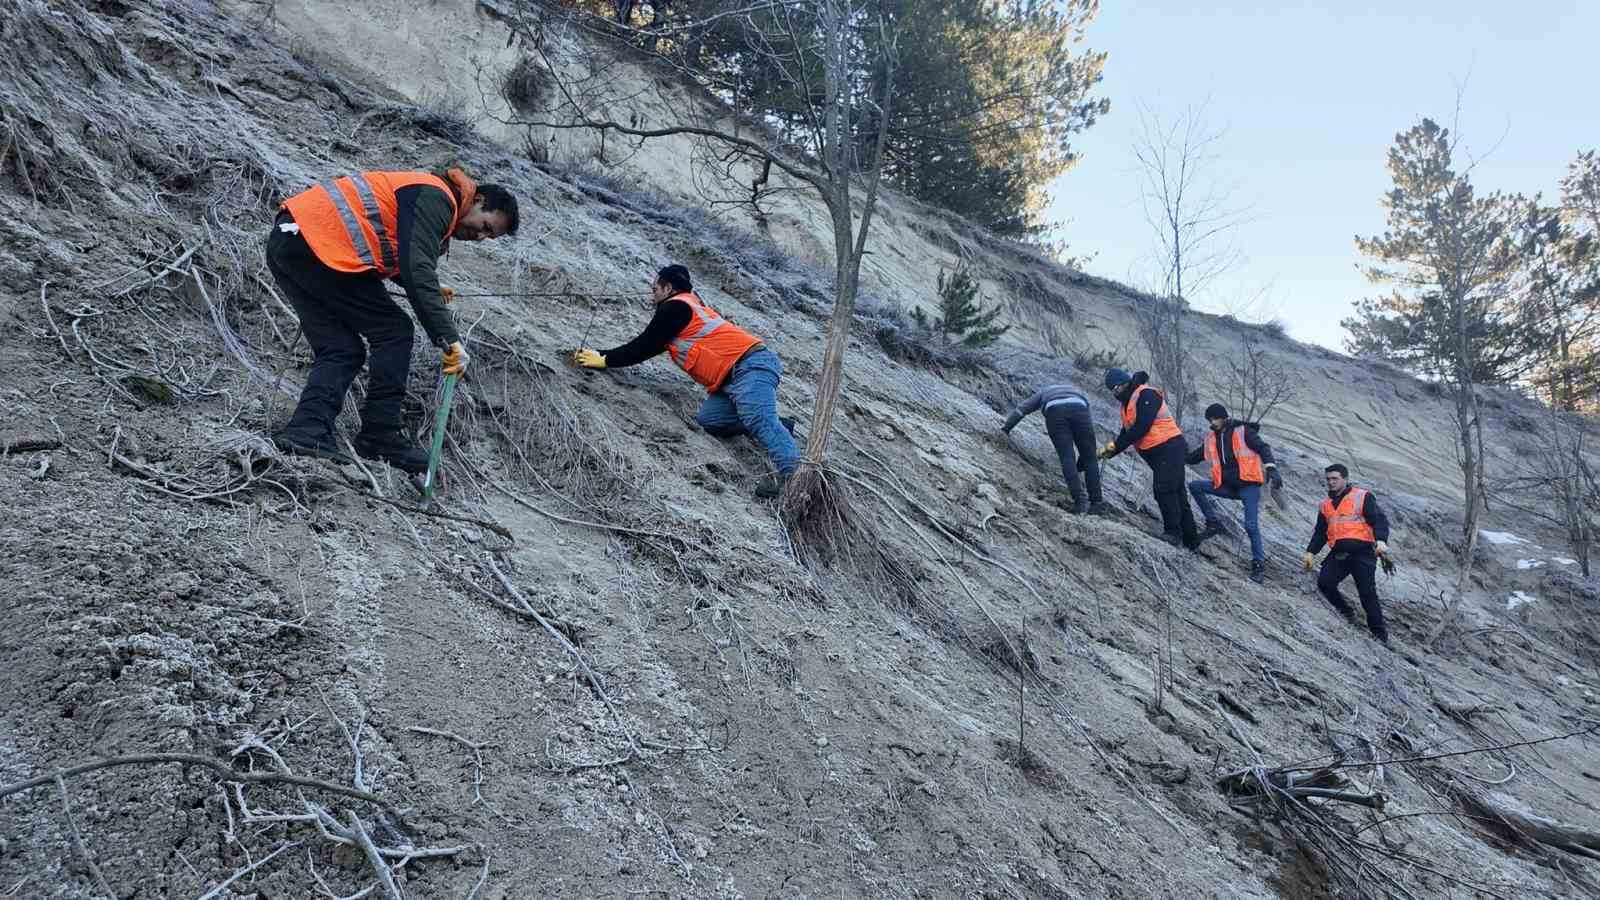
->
xmin=2 ymin=2 xmax=1598 ymax=899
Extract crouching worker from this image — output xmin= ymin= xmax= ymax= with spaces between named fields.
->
xmin=267 ymin=167 xmax=519 ymax=471
xmin=1186 ymin=403 xmax=1282 ymax=583
xmin=1304 ymin=464 xmax=1392 ymax=647
xmin=1000 ymin=381 xmax=1106 ymax=515
xmin=1100 ymin=368 xmax=1199 ymax=549
xmin=573 ymin=265 xmax=800 ymax=498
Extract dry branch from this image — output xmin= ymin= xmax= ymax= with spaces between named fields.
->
xmin=196 ymin=840 xmax=300 ymax=900
xmin=0 ymin=753 xmax=396 ymax=812
xmin=346 ymin=811 xmax=404 ymax=900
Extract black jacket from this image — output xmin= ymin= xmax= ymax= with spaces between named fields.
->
xmin=1111 ymin=372 xmax=1178 ymax=456
xmin=1185 ymin=420 xmax=1276 ymax=487
xmin=1306 ymin=486 xmax=1391 ymax=556
xmin=601 ymin=295 xmax=694 ymax=368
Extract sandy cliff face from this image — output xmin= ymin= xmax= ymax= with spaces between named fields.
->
xmin=2 ymin=2 xmax=1597 ymax=898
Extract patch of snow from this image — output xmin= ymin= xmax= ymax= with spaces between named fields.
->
xmin=1554 ymin=557 xmax=1579 ymax=566
xmin=1481 ymin=530 xmax=1531 ymax=546
xmin=1517 ymin=559 xmax=1546 ymax=570
xmin=1507 ymin=591 xmax=1538 ymax=611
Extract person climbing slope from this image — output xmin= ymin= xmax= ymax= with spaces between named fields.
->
xmin=1099 ymin=368 xmax=1199 ymax=549
xmin=572 ymin=265 xmax=800 ymax=498
xmin=267 ymin=167 xmax=519 ymax=471
xmin=1185 ymin=403 xmax=1282 ymax=583
xmin=1304 ymin=463 xmax=1393 ymax=647
xmin=1001 ymin=380 xmax=1107 ymax=515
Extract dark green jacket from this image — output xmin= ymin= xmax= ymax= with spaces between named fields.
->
xmin=391 ymin=175 xmax=462 ymax=347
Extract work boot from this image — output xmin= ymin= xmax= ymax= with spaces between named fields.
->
xmin=1070 ymin=498 xmax=1090 ymax=515
xmin=1198 ymin=520 xmax=1226 ymax=543
xmin=353 ymin=427 xmax=429 ymax=474
xmin=1088 ymin=501 xmax=1110 ymax=516
xmin=272 ymin=428 xmax=352 ymax=465
xmin=756 ymin=472 xmax=791 ymax=499
xmin=1249 ymin=559 xmax=1266 ymax=584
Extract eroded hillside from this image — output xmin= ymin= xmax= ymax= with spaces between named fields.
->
xmin=2 ymin=1 xmax=1598 ymax=898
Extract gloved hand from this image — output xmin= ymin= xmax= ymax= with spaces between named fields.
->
xmin=440 ymin=286 xmax=456 ymax=304
xmin=1098 ymin=440 xmax=1118 ymax=460
xmin=1266 ymin=463 xmax=1283 ymax=489
xmin=442 ymin=341 xmax=468 ymax=376
xmin=573 ymin=348 xmax=607 ymax=369
xmin=1375 ymin=540 xmax=1389 ymax=556
xmin=1303 ymin=552 xmax=1316 ymax=572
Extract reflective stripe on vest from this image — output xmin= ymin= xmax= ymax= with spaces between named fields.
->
xmin=282 ymin=171 xmax=467 ymax=278
xmin=1205 ymin=426 xmax=1264 ymax=488
xmin=1120 ymin=384 xmax=1183 ymax=451
xmin=347 ymin=173 xmax=397 ymax=273
xmin=664 ymin=292 xmax=761 ymax=392
xmin=1321 ymin=487 xmax=1376 ymax=544
xmin=671 ymin=302 xmax=727 ymax=357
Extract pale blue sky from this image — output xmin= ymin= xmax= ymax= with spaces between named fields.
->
xmin=1046 ymin=0 xmax=1597 ymax=349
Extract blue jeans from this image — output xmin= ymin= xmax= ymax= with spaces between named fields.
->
xmin=695 ymin=348 xmax=800 ymax=475
xmin=1188 ymin=480 xmax=1263 ymax=562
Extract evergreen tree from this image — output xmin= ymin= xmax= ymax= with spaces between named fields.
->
xmin=912 ymin=265 xmax=1010 ymax=346
xmin=1345 ymin=117 xmax=1524 ymax=622
xmin=1343 ymin=120 xmax=1526 ymax=384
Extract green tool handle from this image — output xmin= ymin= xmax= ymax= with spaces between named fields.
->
xmin=422 ymin=373 xmax=459 ymax=500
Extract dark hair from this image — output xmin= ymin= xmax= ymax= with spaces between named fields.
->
xmin=656 ymin=264 xmax=692 ymax=294
xmin=1204 ymin=403 xmax=1229 ymax=421
xmin=1324 ymin=463 xmax=1349 ymax=478
xmin=476 ymin=183 xmax=519 ymax=236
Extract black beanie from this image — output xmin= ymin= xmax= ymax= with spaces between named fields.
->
xmin=1204 ymin=403 xmax=1229 ymax=421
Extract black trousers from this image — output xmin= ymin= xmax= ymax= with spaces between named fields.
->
xmin=1140 ymin=436 xmax=1198 ymax=547
xmin=266 ymin=217 xmax=414 ymax=437
xmin=1318 ymin=551 xmax=1388 ymax=640
xmin=1044 ymin=402 xmax=1102 ymax=504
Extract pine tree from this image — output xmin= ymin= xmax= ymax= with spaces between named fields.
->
xmin=1345 ymin=117 xmax=1523 ymax=636
xmin=912 ymin=265 xmax=1010 ymax=347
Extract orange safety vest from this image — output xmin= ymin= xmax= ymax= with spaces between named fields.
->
xmin=281 ymin=169 xmax=478 ymax=278
xmin=666 ymin=292 xmax=761 ymax=392
xmin=1204 ymin=426 xmax=1265 ymax=488
xmin=1320 ymin=488 xmax=1376 ymax=544
xmin=1120 ymin=384 xmax=1183 ymax=451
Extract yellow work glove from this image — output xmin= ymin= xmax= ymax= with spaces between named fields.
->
xmin=1375 ymin=540 xmax=1389 ymax=557
xmin=442 ymin=341 xmax=468 ymax=376
xmin=1303 ymin=552 xmax=1316 ymax=572
xmin=1098 ymin=440 xmax=1118 ymax=460
xmin=573 ymin=348 xmax=607 ymax=369
xmin=440 ymin=286 xmax=456 ymax=304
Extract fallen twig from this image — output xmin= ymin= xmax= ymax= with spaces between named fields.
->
xmin=196 ymin=840 xmax=299 ymax=900
xmin=404 ymin=726 xmax=495 ymax=804
xmin=1 ymin=437 xmax=61 ymax=455
xmin=0 ymin=753 xmax=397 ymax=812
xmin=346 ymin=811 xmax=404 ymax=900
xmin=56 ymin=776 xmax=115 ymax=899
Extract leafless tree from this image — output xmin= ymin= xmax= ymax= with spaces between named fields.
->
xmin=491 ymin=0 xmax=899 ymax=505
xmin=1497 ymin=410 xmax=1599 ymax=577
xmin=1132 ymin=295 xmax=1195 ymax=425
xmin=1204 ymin=329 xmax=1295 ymax=424
xmin=1130 ymin=105 xmax=1245 ymax=424
xmin=1132 ymin=104 xmax=1246 ymax=306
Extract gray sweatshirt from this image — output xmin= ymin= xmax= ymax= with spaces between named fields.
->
xmin=1003 ymin=383 xmax=1090 ymax=432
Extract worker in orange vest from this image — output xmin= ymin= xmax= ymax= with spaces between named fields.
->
xmin=572 ymin=265 xmax=800 ymax=498
xmin=1304 ymin=463 xmax=1392 ymax=646
xmin=1098 ymin=368 xmax=1199 ymax=549
xmin=267 ymin=168 xmax=519 ymax=471
xmin=1185 ymin=403 xmax=1282 ymax=583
